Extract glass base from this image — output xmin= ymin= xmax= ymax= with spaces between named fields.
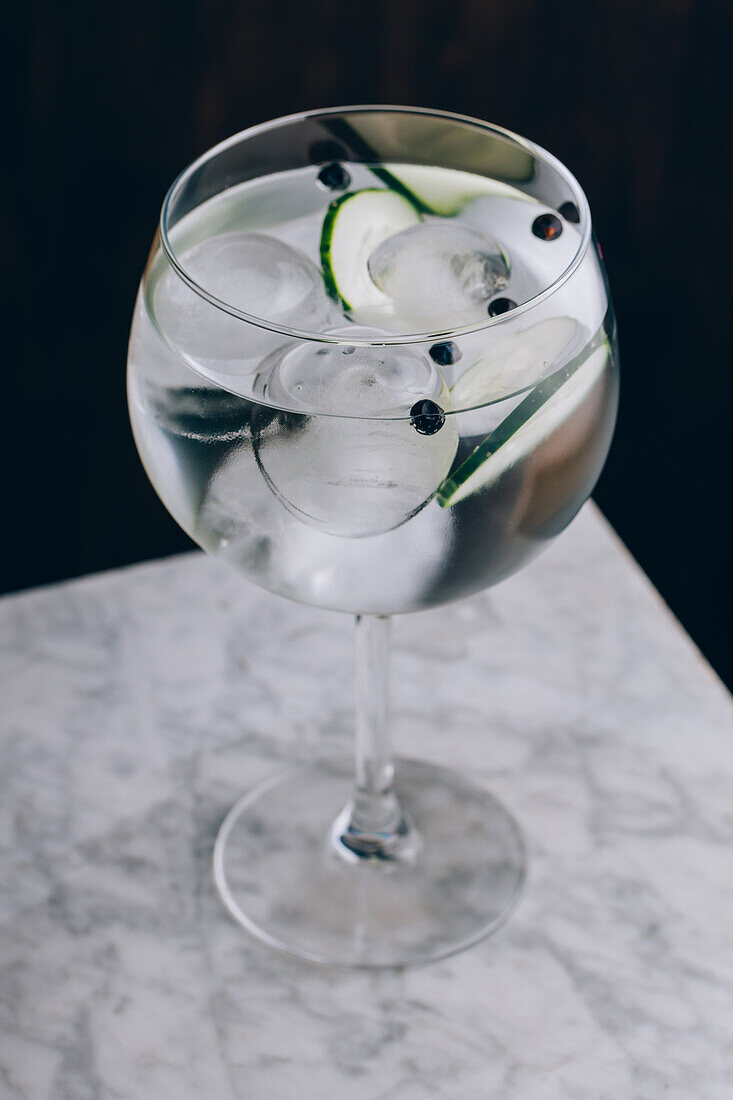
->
xmin=213 ymin=757 xmax=526 ymax=968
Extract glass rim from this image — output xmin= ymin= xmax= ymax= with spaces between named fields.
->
xmin=159 ymin=104 xmax=593 ymax=347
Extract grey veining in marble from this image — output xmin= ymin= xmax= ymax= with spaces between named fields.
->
xmin=1 ymin=503 xmax=732 ymax=1099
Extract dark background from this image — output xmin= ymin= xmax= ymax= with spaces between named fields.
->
xmin=5 ymin=1 xmax=732 ymax=685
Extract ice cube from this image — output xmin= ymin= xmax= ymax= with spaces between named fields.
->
xmin=253 ymin=405 xmax=458 ymax=538
xmin=200 ymin=439 xmax=453 ymax=612
xmin=250 ymin=333 xmax=459 ymax=537
xmin=367 ymin=223 xmax=508 ymax=332
xmin=182 ymin=232 xmax=328 ymax=321
xmin=152 ymin=233 xmax=333 ymax=376
xmin=258 ymin=327 xmax=448 ymax=416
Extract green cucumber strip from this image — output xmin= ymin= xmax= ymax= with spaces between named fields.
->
xmin=318 ymin=118 xmax=431 ymax=212
xmin=319 ymin=188 xmax=421 ymax=312
xmin=369 ymin=166 xmax=433 ymax=214
xmin=450 ymin=317 xmax=579 ymax=408
xmin=320 ymin=121 xmax=535 ymax=214
xmin=437 ymin=337 xmax=610 ymax=507
xmin=379 ymin=164 xmax=540 ymax=216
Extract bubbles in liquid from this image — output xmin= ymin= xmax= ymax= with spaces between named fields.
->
xmin=367 ymin=223 xmax=508 ymax=331
xmin=251 ymin=334 xmax=458 ymax=537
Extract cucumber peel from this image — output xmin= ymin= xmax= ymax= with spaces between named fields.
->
xmin=437 ymin=338 xmax=610 ymax=507
xmin=319 ymin=188 xmax=421 ymax=313
xmin=378 ymin=164 xmax=539 ymax=216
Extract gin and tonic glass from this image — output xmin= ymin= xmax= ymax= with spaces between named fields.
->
xmin=127 ymin=106 xmax=618 ymax=967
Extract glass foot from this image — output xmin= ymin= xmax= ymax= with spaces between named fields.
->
xmin=213 ymin=757 xmax=526 ymax=968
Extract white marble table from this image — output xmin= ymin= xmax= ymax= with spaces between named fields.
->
xmin=2 ymin=503 xmax=732 ymax=1099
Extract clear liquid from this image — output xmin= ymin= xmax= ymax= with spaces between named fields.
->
xmin=128 ymin=163 xmax=618 ymax=614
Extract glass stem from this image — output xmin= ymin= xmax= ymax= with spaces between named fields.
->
xmin=331 ymin=614 xmax=420 ymax=865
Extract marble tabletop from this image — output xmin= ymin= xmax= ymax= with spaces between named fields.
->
xmin=2 ymin=503 xmax=732 ymax=1099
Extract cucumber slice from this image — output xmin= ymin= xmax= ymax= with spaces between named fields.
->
xmin=381 ymin=164 xmax=540 ymax=216
xmin=437 ymin=339 xmax=610 ymax=507
xmin=451 ymin=317 xmax=579 ymax=408
xmin=320 ymin=189 xmax=421 ymax=312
